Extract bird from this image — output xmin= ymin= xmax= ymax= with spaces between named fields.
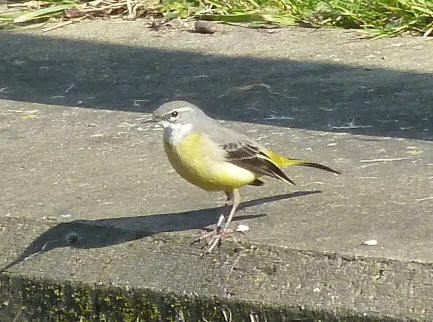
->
xmin=145 ymin=100 xmax=340 ymax=253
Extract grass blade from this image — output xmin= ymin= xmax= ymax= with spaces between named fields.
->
xmin=13 ymin=4 xmax=74 ymax=23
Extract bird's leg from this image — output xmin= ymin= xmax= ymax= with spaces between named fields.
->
xmin=222 ymin=188 xmax=240 ymax=231
xmin=225 ymin=191 xmax=233 ymax=205
xmin=193 ymin=190 xmax=241 ymax=253
xmin=206 ymin=188 xmax=240 ymax=253
xmin=200 ymin=190 xmax=231 ymax=234
xmin=214 ymin=190 xmax=233 ymax=230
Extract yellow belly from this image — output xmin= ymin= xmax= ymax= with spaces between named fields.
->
xmin=163 ymin=133 xmax=257 ymax=191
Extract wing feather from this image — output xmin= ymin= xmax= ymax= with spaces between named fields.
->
xmin=222 ymin=140 xmax=295 ymax=185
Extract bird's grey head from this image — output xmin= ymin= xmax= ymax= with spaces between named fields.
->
xmin=152 ymin=101 xmax=207 ymax=128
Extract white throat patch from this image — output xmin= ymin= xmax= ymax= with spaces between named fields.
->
xmin=163 ymin=122 xmax=193 ymax=147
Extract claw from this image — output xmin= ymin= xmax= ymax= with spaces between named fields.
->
xmin=193 ymin=188 xmax=241 ymax=255
xmin=192 ymin=227 xmax=234 ymax=254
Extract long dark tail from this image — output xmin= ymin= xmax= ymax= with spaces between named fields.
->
xmin=296 ymin=161 xmax=341 ymax=174
xmin=264 ymin=149 xmax=341 ymax=175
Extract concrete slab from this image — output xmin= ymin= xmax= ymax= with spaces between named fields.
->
xmin=0 ymin=21 xmax=432 ymax=321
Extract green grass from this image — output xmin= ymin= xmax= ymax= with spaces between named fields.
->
xmin=0 ymin=1 xmax=76 ymax=29
xmin=1 ymin=0 xmax=433 ymax=37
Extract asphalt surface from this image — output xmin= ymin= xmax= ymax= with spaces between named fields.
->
xmin=0 ymin=20 xmax=432 ymax=321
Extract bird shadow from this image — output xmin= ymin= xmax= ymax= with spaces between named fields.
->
xmin=0 ymin=191 xmax=320 ymax=272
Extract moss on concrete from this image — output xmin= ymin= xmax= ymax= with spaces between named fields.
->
xmin=0 ymin=273 xmax=399 ymax=322
xmin=0 ymin=274 xmax=165 ymax=321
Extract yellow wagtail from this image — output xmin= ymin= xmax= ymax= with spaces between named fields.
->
xmin=147 ymin=101 xmax=340 ymax=253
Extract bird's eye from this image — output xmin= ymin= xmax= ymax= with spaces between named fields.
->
xmin=171 ymin=111 xmax=178 ymax=118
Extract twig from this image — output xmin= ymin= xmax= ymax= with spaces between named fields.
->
xmin=43 ymin=16 xmax=86 ymax=32
xmin=43 ymin=22 xmax=73 ymax=32
xmin=415 ymin=197 xmax=433 ymax=203
xmin=126 ymin=0 xmax=133 ymax=18
xmin=360 ymin=157 xmax=410 ymax=163
xmin=222 ymin=250 xmax=244 ymax=297
xmin=12 ymin=309 xmax=22 ymax=322
xmin=329 ymin=119 xmax=373 ymax=130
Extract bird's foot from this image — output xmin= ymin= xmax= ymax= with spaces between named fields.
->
xmin=192 ymin=227 xmax=234 ymax=254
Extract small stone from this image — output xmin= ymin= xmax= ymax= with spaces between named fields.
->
xmin=236 ymin=224 xmax=249 ymax=233
xmin=362 ymin=239 xmax=378 ymax=246
xmin=65 ymin=231 xmax=80 ymax=245
xmin=194 ymin=21 xmax=218 ymax=34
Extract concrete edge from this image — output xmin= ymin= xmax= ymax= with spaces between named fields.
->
xmin=1 ymin=216 xmax=431 ymax=321
xmin=0 ymin=273 xmax=394 ymax=322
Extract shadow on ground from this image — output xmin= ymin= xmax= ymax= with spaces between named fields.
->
xmin=0 ymin=191 xmax=319 ymax=273
xmin=0 ymin=32 xmax=432 ymax=140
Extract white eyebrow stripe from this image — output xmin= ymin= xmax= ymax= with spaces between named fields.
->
xmin=170 ymin=106 xmax=193 ymax=113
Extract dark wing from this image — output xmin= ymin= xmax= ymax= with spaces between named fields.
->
xmin=222 ymin=140 xmax=295 ymax=185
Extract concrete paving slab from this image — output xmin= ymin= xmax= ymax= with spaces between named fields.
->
xmin=0 ymin=21 xmax=432 ymax=321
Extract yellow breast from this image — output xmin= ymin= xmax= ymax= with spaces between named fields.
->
xmin=163 ymin=132 xmax=257 ymax=191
